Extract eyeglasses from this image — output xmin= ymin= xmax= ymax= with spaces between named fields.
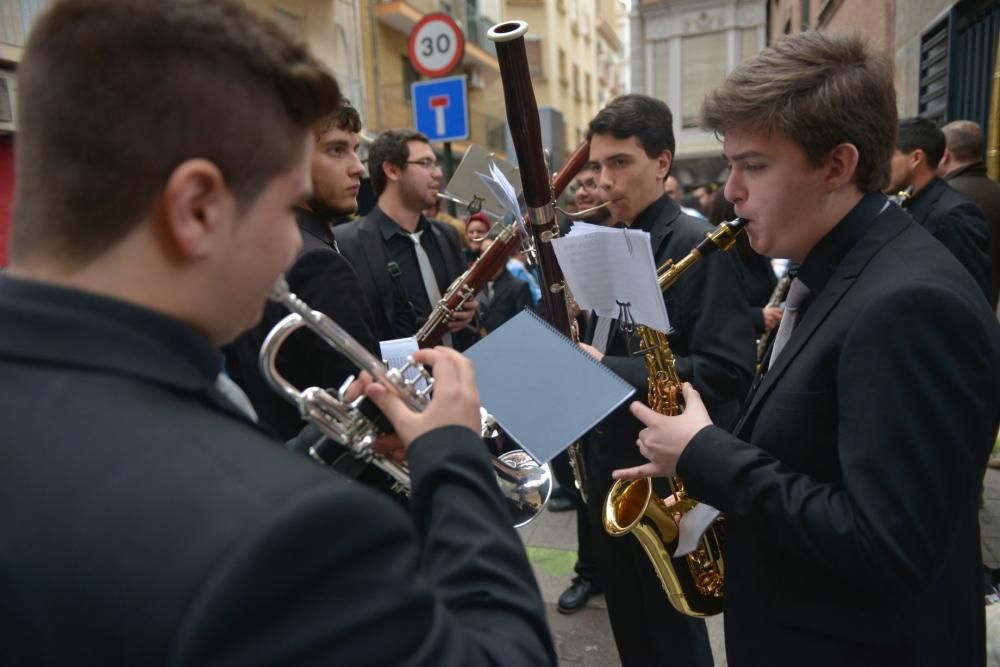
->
xmin=406 ymin=158 xmax=442 ymax=171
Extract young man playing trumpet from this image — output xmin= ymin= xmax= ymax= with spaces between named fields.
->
xmin=0 ymin=1 xmax=555 ymax=664
xmin=613 ymin=31 xmax=1000 ymax=666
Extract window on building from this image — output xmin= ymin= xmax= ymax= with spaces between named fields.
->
xmin=740 ymin=27 xmax=759 ymax=63
xmin=653 ymin=39 xmax=669 ymax=103
xmin=573 ymin=63 xmax=581 ymax=100
xmin=681 ymin=31 xmax=726 ymax=128
xmin=585 ymin=73 xmax=592 ymax=103
xmin=526 ymin=36 xmax=545 ymax=78
xmin=559 ymin=48 xmax=568 ymax=85
xmin=918 ymin=15 xmax=951 ymax=126
xmin=800 ymin=0 xmax=810 ymax=29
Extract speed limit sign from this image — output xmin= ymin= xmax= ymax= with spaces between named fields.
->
xmin=408 ymin=13 xmax=465 ymax=79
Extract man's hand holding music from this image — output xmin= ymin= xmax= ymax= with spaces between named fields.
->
xmin=446 ymin=299 xmax=477 ymax=332
xmin=579 ymin=342 xmax=604 ymax=363
xmin=364 ymin=347 xmax=481 ymax=447
xmin=612 ymin=383 xmax=713 ymax=480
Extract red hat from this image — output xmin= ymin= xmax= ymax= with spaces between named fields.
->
xmin=466 ymin=212 xmax=490 ymax=229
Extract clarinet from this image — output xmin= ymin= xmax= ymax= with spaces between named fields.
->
xmin=415 ymin=139 xmax=593 ymax=348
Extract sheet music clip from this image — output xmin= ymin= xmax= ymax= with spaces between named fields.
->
xmin=615 ymin=300 xmax=640 ymax=353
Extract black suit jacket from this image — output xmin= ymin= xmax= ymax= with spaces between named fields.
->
xmin=586 ymin=196 xmax=755 ymax=470
xmin=477 ymin=270 xmax=534 ymax=334
xmin=0 ymin=276 xmax=555 ymax=667
xmin=224 ymin=209 xmax=380 ymax=440
xmin=679 ymin=197 xmax=1000 ymax=665
xmin=336 ymin=208 xmax=476 ymax=349
xmin=902 ymin=176 xmax=992 ymax=304
xmin=946 ymin=161 xmax=1000 ymax=308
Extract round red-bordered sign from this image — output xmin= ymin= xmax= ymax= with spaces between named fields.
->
xmin=408 ymin=13 xmax=465 ymax=79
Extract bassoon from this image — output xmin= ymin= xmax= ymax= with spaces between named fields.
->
xmin=488 ymin=20 xmax=592 ymax=499
xmin=487 ymin=20 xmax=574 ymax=337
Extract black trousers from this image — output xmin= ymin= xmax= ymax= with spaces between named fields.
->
xmin=581 ymin=428 xmax=714 ymax=667
xmin=550 ymin=450 xmax=597 ymax=583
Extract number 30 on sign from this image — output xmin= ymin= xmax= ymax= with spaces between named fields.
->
xmin=408 ymin=13 xmax=465 ymax=79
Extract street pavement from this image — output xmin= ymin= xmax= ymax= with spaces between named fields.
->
xmin=519 ymin=464 xmax=1000 ymax=666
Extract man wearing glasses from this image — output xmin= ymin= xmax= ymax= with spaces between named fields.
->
xmin=572 ymin=161 xmax=612 ymax=226
xmin=338 ymin=129 xmax=478 ymax=349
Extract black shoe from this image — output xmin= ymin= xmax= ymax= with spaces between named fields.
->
xmin=557 ymin=578 xmax=600 ymax=614
xmin=547 ymin=495 xmax=574 ymax=512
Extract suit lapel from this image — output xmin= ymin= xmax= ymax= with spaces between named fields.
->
xmin=357 ymin=216 xmax=396 ymax=328
xmin=735 ymin=206 xmax=911 ymax=433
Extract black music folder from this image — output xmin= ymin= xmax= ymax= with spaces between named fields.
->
xmin=463 ymin=309 xmax=635 ymax=463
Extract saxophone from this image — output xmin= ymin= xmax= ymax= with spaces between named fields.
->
xmin=601 ymin=217 xmax=747 ymax=618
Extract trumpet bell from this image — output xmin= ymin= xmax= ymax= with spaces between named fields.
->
xmin=496 ymin=450 xmax=552 ymax=528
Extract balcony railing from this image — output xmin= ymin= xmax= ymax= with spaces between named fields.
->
xmin=465 ymin=10 xmax=497 ymax=57
xmin=0 ymin=0 xmax=52 ymax=48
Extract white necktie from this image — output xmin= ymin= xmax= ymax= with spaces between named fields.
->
xmin=768 ymin=277 xmax=810 ymax=370
xmin=591 ymin=315 xmax=614 ymax=354
xmin=408 ymin=230 xmax=452 ymax=347
xmin=215 ymin=372 xmax=258 ymax=422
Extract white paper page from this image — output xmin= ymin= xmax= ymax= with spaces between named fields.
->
xmin=379 ymin=337 xmax=427 ymax=392
xmin=476 ymin=163 xmax=522 ymax=221
xmin=674 ymin=502 xmax=721 ymax=557
xmin=551 ymin=228 xmax=671 ymax=332
xmin=565 ymin=220 xmax=621 ymax=237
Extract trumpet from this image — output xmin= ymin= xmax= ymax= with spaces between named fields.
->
xmin=260 ymin=278 xmax=552 ymax=527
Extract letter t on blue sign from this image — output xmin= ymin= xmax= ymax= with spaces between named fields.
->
xmin=412 ymin=75 xmax=469 ymax=143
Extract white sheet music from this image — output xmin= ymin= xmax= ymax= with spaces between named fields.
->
xmin=379 ymin=337 xmax=428 ymax=392
xmin=552 ymin=223 xmax=671 ymax=332
xmin=675 ymin=502 xmax=721 ymax=557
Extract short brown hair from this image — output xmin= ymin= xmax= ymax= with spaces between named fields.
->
xmin=11 ymin=0 xmax=341 ymax=268
xmin=369 ymin=128 xmax=429 ymax=198
xmin=942 ymin=120 xmax=985 ymax=163
xmin=316 ymin=98 xmax=363 ymax=137
xmin=701 ymin=31 xmax=896 ymax=193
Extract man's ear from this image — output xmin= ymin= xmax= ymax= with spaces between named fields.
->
xmin=938 ymin=147 xmax=953 ymax=175
xmin=656 ymin=150 xmax=673 ymax=182
xmin=826 ymin=143 xmax=861 ymax=191
xmin=158 ymin=159 xmax=232 ymax=260
xmin=383 ymin=161 xmax=403 ymax=185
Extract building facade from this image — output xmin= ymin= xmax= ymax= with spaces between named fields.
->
xmin=0 ymin=0 xmax=51 ymax=266
xmin=630 ymin=0 xmax=767 ymax=188
xmin=770 ymin=0 xmax=999 ymax=155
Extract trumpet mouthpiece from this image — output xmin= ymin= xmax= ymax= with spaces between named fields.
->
xmin=270 ymin=277 xmax=290 ymax=302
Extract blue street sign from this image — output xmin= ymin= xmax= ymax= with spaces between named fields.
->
xmin=412 ymin=75 xmax=469 ymax=143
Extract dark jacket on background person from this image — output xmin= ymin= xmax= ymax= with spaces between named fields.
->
xmin=476 ymin=270 xmax=534 ymax=334
xmin=336 ymin=206 xmax=477 ymax=350
xmin=945 ymin=160 xmax=1000 ymax=308
xmin=0 ymin=275 xmax=556 ymax=667
xmin=681 ymin=194 xmax=1000 ymax=666
xmin=579 ymin=194 xmax=755 ymax=667
xmin=902 ymin=176 xmax=991 ymax=303
xmin=734 ymin=240 xmax=779 ymax=335
xmin=224 ymin=208 xmax=380 ymax=441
